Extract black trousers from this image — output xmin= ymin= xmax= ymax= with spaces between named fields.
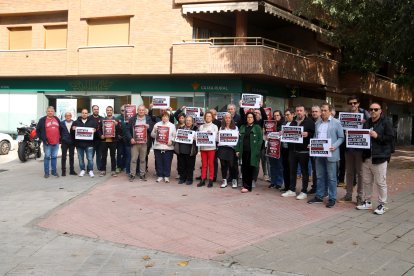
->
xmin=101 ymin=142 xmax=117 ymax=172
xmin=241 ymin=151 xmax=254 ymax=191
xmin=289 ymin=151 xmax=310 ymax=193
xmin=220 ymin=157 xmax=238 ymax=181
xmin=338 ymin=142 xmax=346 ymax=182
xmin=281 ymin=147 xmax=290 ymax=190
xmin=177 ymin=154 xmax=196 ymax=181
xmin=61 ymin=142 xmax=75 ymax=172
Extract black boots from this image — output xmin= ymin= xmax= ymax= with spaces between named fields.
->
xmin=197 ymin=179 xmax=206 ymax=187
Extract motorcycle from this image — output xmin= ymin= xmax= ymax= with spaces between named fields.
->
xmin=16 ymin=121 xmax=41 ymax=162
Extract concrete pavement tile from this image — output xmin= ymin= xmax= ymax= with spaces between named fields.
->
xmin=403 ymin=267 xmax=414 ymax=276
xmin=399 ymin=229 xmax=414 ymax=243
xmin=366 ymin=222 xmax=399 ymax=236
xmin=384 ymin=240 xmax=413 ymax=253
xmin=356 ymin=249 xmax=399 ymax=273
xmin=318 ymin=246 xmax=350 ymax=262
xmin=371 ymin=259 xmax=414 ymax=276
xmin=373 ymin=232 xmax=399 ymax=244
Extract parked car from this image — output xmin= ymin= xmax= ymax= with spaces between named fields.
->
xmin=0 ymin=133 xmax=15 ymax=155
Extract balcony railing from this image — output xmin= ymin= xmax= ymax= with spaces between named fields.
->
xmin=340 ymin=72 xmax=413 ymax=103
xmin=172 ymin=37 xmax=338 ymax=88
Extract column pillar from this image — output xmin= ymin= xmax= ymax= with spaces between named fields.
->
xmin=235 ymin=11 xmax=247 ymax=45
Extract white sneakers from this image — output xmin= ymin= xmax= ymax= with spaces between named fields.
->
xmin=156 ymin=177 xmax=163 ymax=182
xmin=374 ymin=204 xmax=386 ymax=215
xmin=221 ymin=179 xmax=228 ymax=188
xmin=252 ymin=180 xmax=256 ymax=188
xmin=264 ymin=175 xmax=270 ymax=182
xmin=164 ymin=177 xmax=170 ymax=183
xmin=79 ymin=170 xmax=93 ymax=178
xmin=296 ymin=192 xmax=307 ymax=200
xmin=232 ymin=179 xmax=238 ymax=188
xmin=356 ymin=201 xmax=373 ymax=210
xmin=281 ymin=190 xmax=296 ymax=197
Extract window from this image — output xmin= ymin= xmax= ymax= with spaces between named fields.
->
xmin=44 ymin=25 xmax=67 ymax=49
xmin=87 ymin=17 xmax=130 ymax=46
xmin=8 ymin=27 xmax=32 ymax=50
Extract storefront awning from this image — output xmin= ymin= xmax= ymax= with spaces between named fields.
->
xmin=262 ymin=2 xmax=331 ymax=36
xmin=182 ymin=2 xmax=259 ymax=14
xmin=182 ymin=1 xmax=331 ymax=36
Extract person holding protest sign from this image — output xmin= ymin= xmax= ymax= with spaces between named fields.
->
xmin=116 ymin=105 xmax=131 ymax=175
xmin=280 ymin=108 xmax=295 ymax=191
xmin=267 ymin=110 xmax=284 ymax=189
xmin=72 ymin=108 xmax=98 ymax=177
xmin=282 ymin=104 xmax=315 ymax=200
xmin=151 ymin=112 xmax=176 ymax=183
xmin=308 ymin=105 xmax=322 ymax=194
xmin=89 ymin=105 xmax=103 ymax=173
xmin=197 ymin=111 xmax=219 ymax=188
xmin=217 ymin=113 xmax=239 ymax=189
xmin=236 ymin=112 xmax=263 ymax=193
xmin=175 ymin=116 xmax=198 ymax=185
xmin=99 ymin=106 xmax=121 ymax=177
xmin=308 ymin=103 xmax=344 ymax=208
xmin=60 ymin=112 xmax=76 ymax=177
xmin=341 ymin=95 xmax=370 ymax=205
xmin=127 ymin=104 xmax=153 ymax=182
xmin=357 ymin=102 xmax=394 ymax=215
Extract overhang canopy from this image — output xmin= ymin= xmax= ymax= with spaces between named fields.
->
xmin=181 ymin=1 xmax=331 ymax=36
xmin=182 ymin=2 xmax=259 ymax=14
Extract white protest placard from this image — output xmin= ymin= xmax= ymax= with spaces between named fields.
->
xmin=216 ymin=112 xmax=227 ymax=121
xmin=196 ymin=131 xmax=217 ymax=147
xmin=240 ymin=93 xmax=262 ymax=108
xmin=346 ymin=129 xmax=371 ymax=149
xmin=185 ymin=107 xmax=201 ymax=118
xmin=75 ymin=127 xmax=94 ymax=140
xmin=152 ymin=96 xmax=170 ymax=109
xmin=310 ymin=138 xmax=332 ymax=157
xmin=175 ymin=129 xmax=195 ymax=144
xmin=281 ymin=125 xmax=303 ymax=144
xmin=339 ymin=112 xmax=364 ymax=130
xmin=195 ymin=116 xmax=205 ymax=126
xmin=218 ymin=129 xmax=239 ymax=146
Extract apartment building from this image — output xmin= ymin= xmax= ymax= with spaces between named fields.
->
xmin=0 ymin=0 xmax=412 ymax=143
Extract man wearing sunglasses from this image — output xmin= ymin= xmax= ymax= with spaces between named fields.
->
xmin=357 ymin=102 xmax=394 ymax=215
xmin=341 ymin=96 xmax=370 ymax=205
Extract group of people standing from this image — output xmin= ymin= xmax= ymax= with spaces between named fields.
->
xmin=36 ymin=95 xmax=394 ymax=215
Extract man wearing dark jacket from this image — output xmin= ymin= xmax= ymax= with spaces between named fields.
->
xmin=99 ymin=106 xmax=122 ymax=177
xmin=126 ymin=104 xmax=154 ymax=182
xmin=282 ymin=105 xmax=315 ymax=200
xmin=60 ymin=112 xmax=76 ymax=176
xmin=73 ymin=109 xmax=98 ymax=178
xmin=89 ymin=105 xmax=103 ymax=172
xmin=36 ymin=106 xmax=62 ymax=178
xmin=357 ymin=102 xmax=394 ymax=215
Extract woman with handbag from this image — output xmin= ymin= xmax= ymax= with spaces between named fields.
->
xmin=217 ymin=113 xmax=239 ymax=189
xmin=175 ymin=116 xmax=198 ymax=185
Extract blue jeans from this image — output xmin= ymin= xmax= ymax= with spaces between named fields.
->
xmin=43 ymin=144 xmax=59 ymax=175
xmin=154 ymin=149 xmax=174 ymax=177
xmin=77 ymin=146 xmax=94 ymax=172
xmin=269 ymin=156 xmax=283 ymax=186
xmin=315 ymin=157 xmax=338 ymax=201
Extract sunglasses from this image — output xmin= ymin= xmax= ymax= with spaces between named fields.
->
xmin=369 ymin=108 xmax=380 ymax=112
xmin=348 ymin=102 xmax=359 ymax=105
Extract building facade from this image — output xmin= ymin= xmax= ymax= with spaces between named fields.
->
xmin=0 ymin=0 xmax=412 ymax=143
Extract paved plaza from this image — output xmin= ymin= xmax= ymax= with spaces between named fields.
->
xmin=0 ymin=147 xmax=414 ymax=275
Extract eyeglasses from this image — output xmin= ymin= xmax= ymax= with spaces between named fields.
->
xmin=120 ymin=110 xmax=125 ymax=112
xmin=369 ymin=108 xmax=380 ymax=112
xmin=348 ymin=102 xmax=359 ymax=105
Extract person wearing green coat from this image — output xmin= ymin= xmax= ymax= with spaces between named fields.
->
xmin=236 ymin=112 xmax=263 ymax=193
